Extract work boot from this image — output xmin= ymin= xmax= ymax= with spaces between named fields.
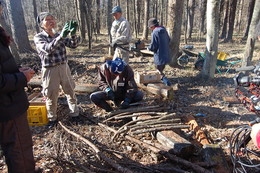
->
xmin=97 ymin=101 xmax=113 ymax=112
xmin=161 ymin=76 xmax=172 ymax=86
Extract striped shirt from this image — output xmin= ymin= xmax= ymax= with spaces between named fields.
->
xmin=34 ymin=30 xmax=79 ymax=67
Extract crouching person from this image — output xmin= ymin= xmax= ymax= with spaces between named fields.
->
xmin=90 ymin=57 xmax=143 ymax=112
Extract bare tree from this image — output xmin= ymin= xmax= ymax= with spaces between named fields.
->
xmin=202 ymin=0 xmax=220 ymax=79
xmin=167 ymin=0 xmax=184 ymax=67
xmin=187 ymin=0 xmax=195 ymax=39
xmin=198 ymin=0 xmax=207 ymax=40
xmin=142 ymin=0 xmax=149 ymax=40
xmin=32 ymin=0 xmax=39 ymax=33
xmin=242 ymin=0 xmax=260 ymax=67
xmin=220 ymin=0 xmax=229 ymax=39
xmin=96 ymin=0 xmax=101 ymax=35
xmin=243 ymin=0 xmax=255 ymax=39
xmin=224 ymin=0 xmax=238 ymax=42
xmin=0 ymin=15 xmax=20 ymax=63
xmin=107 ymin=0 xmax=113 ymax=55
xmin=6 ymin=0 xmax=33 ymax=53
xmin=75 ymin=0 xmax=86 ymax=42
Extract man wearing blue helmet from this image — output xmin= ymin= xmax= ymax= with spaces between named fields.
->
xmin=90 ymin=58 xmax=143 ymax=112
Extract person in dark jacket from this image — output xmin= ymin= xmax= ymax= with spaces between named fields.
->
xmin=147 ymin=18 xmax=172 ymax=86
xmin=90 ymin=57 xmax=143 ymax=112
xmin=0 ymin=2 xmax=36 ymax=172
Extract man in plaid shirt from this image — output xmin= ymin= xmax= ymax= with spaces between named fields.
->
xmin=34 ymin=12 xmax=80 ymax=126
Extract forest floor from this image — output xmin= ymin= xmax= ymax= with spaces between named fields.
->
xmin=0 ymin=34 xmax=260 ymax=173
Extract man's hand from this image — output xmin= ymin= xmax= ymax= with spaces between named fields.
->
xmin=19 ymin=67 xmax=35 ymax=82
xmin=105 ymin=88 xmax=115 ymax=101
xmin=120 ymin=98 xmax=131 ymax=109
xmin=69 ymin=21 xmax=78 ymax=36
xmin=61 ymin=22 xmax=70 ymax=38
xmin=111 ymin=40 xmax=118 ymax=49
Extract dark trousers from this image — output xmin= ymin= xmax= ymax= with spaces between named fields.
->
xmin=0 ymin=112 xmax=35 ymax=173
xmin=155 ymin=64 xmax=166 ymax=77
xmin=90 ymin=90 xmax=144 ymax=112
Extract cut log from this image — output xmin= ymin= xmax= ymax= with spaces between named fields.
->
xmin=138 ymin=83 xmax=176 ymax=100
xmin=202 ymin=144 xmax=230 ymax=173
xmin=222 ymin=96 xmax=240 ymax=104
xmin=74 ymin=84 xmax=99 ymax=93
xmin=135 ymin=71 xmax=161 ymax=84
xmin=185 ymin=115 xmax=210 ymax=145
xmin=156 ymin=130 xmax=195 ymax=158
xmin=140 ymin=49 xmax=154 ymax=55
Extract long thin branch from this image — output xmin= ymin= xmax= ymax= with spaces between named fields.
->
xmin=58 ymin=122 xmax=135 ymax=173
xmin=98 ymin=123 xmax=211 ymax=173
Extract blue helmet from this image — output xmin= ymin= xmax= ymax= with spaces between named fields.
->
xmin=106 ymin=57 xmax=125 ymax=74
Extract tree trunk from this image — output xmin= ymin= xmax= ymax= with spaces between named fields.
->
xmin=187 ymin=0 xmax=195 ymax=39
xmin=202 ymin=0 xmax=220 ymax=79
xmin=85 ymin=0 xmax=93 ymax=50
xmin=75 ymin=0 xmax=86 ymax=42
xmin=6 ymin=0 xmax=33 ymax=53
xmin=96 ymin=0 xmax=101 ymax=35
xmin=142 ymin=0 xmax=149 ymax=40
xmin=167 ymin=0 xmax=184 ymax=67
xmin=32 ymin=0 xmax=39 ymax=33
xmin=184 ymin=0 xmax=188 ymax=44
xmin=0 ymin=15 xmax=20 ymax=64
xmin=243 ymin=0 xmax=255 ymax=39
xmin=136 ymin=0 xmax=141 ymax=35
xmin=107 ymin=0 xmax=113 ymax=55
xmin=225 ymin=0 xmax=238 ymax=42
xmin=133 ymin=0 xmax=137 ymax=38
xmin=198 ymin=0 xmax=207 ymax=40
xmin=116 ymin=0 xmax=120 ymax=6
xmin=220 ymin=0 xmax=229 ymax=39
xmin=159 ymin=0 xmax=164 ymax=26
xmin=242 ymin=0 xmax=260 ymax=67
xmin=126 ymin=0 xmax=129 ymax=21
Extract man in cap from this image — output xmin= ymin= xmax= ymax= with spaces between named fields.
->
xmin=90 ymin=57 xmax=143 ymax=112
xmin=110 ymin=6 xmax=131 ymax=64
xmin=147 ymin=18 xmax=172 ymax=86
xmin=34 ymin=12 xmax=80 ymax=126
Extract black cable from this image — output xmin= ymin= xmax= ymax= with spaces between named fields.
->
xmin=230 ymin=125 xmax=260 ymax=173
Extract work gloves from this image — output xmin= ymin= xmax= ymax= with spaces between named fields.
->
xmin=162 ymin=76 xmax=172 ymax=86
xmin=61 ymin=22 xmax=70 ymax=38
xmin=69 ymin=21 xmax=78 ymax=36
xmin=105 ymin=87 xmax=115 ymax=101
xmin=61 ymin=21 xmax=78 ymax=38
xmin=120 ymin=98 xmax=131 ymax=109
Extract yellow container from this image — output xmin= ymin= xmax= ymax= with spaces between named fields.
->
xmin=27 ymin=103 xmax=48 ymax=126
xmin=217 ymin=51 xmax=228 ymax=61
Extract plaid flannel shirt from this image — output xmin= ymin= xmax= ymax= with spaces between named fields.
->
xmin=34 ymin=30 xmax=79 ymax=67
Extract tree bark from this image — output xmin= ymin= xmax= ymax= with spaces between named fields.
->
xmin=220 ymin=0 xmax=229 ymax=39
xmin=187 ymin=0 xmax=195 ymax=39
xmin=202 ymin=0 xmax=220 ymax=79
xmin=0 ymin=15 xmax=20 ymax=64
xmin=75 ymin=0 xmax=86 ymax=42
xmin=107 ymin=0 xmax=113 ymax=55
xmin=96 ymin=0 xmax=101 ymax=35
xmin=243 ymin=0 xmax=255 ymax=39
xmin=32 ymin=0 xmax=39 ymax=33
xmin=167 ymin=0 xmax=184 ymax=67
xmin=6 ymin=0 xmax=33 ymax=53
xmin=225 ymin=0 xmax=238 ymax=42
xmin=142 ymin=0 xmax=149 ymax=40
xmin=242 ymin=0 xmax=260 ymax=67
xmin=198 ymin=0 xmax=207 ymax=40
